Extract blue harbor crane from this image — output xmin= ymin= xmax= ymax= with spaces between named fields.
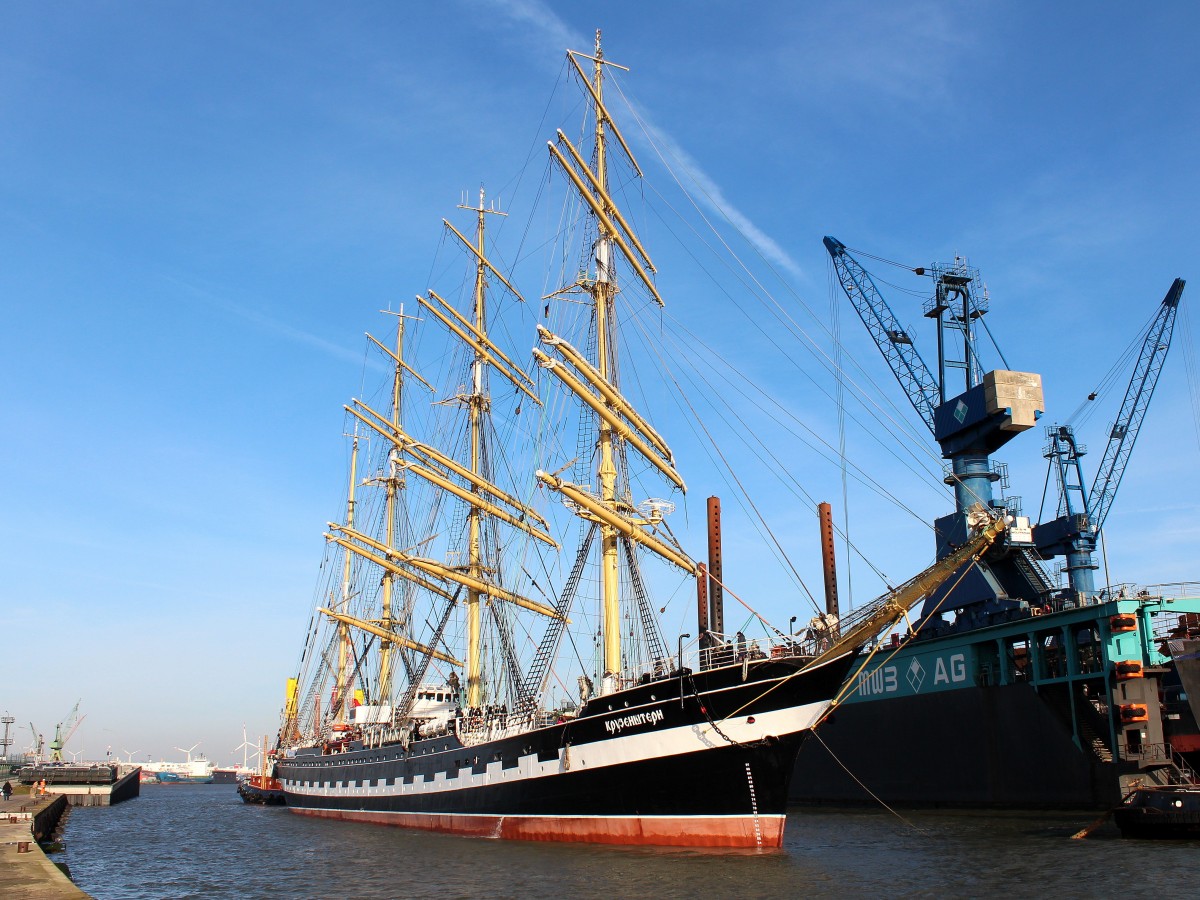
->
xmin=825 ymin=237 xmax=1050 ymax=632
xmin=1035 ymin=279 xmax=1185 ymax=597
xmin=808 ymin=241 xmax=1194 ymax=810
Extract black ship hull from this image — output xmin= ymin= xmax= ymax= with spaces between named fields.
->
xmin=792 ymin=682 xmax=1118 ymax=807
xmin=791 ymin=597 xmax=1200 ymax=809
xmin=278 ymin=652 xmax=853 ymax=847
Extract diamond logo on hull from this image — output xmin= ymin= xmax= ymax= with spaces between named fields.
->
xmin=906 ymin=658 xmax=926 ymax=693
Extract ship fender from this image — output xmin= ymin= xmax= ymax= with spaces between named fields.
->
xmin=1118 ymin=703 xmax=1149 ymax=723
xmin=1115 ymin=660 xmax=1144 ymax=680
xmin=1110 ymin=614 xmax=1138 ymax=633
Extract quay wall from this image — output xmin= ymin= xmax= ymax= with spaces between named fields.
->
xmin=0 ymin=794 xmax=91 ymax=898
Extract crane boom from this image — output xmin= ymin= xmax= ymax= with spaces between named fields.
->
xmin=1088 ymin=278 xmax=1185 ymax=533
xmin=824 ymin=236 xmax=941 ymax=433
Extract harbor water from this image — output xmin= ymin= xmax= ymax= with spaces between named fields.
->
xmin=60 ymin=784 xmax=1198 ymax=898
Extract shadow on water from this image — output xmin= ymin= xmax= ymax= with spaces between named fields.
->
xmin=62 ymin=787 xmax=1200 ymax=899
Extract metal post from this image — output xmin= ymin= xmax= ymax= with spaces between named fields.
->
xmin=818 ymin=502 xmax=840 ymax=634
xmin=678 ymin=633 xmax=691 ymax=709
xmin=707 ymin=497 xmax=724 ymax=639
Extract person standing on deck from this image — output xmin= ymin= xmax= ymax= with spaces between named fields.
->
xmin=2 ymin=780 xmax=11 ymax=801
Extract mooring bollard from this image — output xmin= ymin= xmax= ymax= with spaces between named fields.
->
xmin=17 ymin=841 xmax=30 ymax=853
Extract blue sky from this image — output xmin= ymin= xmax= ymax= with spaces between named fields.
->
xmin=2 ymin=1 xmax=1197 ymax=763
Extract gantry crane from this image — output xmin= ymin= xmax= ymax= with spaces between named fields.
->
xmin=1036 ymin=279 xmax=1185 ymax=596
xmin=825 ymin=237 xmax=1049 ymax=629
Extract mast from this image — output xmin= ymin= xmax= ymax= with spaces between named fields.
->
xmin=589 ymin=32 xmax=623 ymax=696
xmin=335 ymin=436 xmax=359 ymax=725
xmin=464 ymin=186 xmax=504 ymax=710
xmin=536 ymin=31 xmax=687 ymax=698
xmin=376 ymin=308 xmax=412 ymax=703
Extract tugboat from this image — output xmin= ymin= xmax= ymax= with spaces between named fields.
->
xmin=1114 ymin=785 xmax=1200 ymax=838
xmin=238 ymin=737 xmax=285 ymax=806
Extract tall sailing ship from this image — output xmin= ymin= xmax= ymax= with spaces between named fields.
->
xmin=272 ymin=34 xmax=1013 ymax=847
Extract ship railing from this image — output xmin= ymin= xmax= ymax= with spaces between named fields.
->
xmin=454 ymin=708 xmax=542 ymax=747
xmin=1148 ymin=605 xmax=1200 ymax=643
xmin=678 ymin=629 xmax=822 ymax=675
xmin=1128 ymin=742 xmax=1200 ymax=785
xmin=1135 ymin=581 xmax=1200 ymax=602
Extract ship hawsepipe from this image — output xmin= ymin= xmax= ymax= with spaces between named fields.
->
xmin=278 ymin=650 xmax=854 ymax=848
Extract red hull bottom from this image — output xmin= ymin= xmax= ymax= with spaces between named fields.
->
xmin=290 ymin=807 xmax=784 ymax=848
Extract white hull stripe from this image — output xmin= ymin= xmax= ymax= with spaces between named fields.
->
xmin=284 ymin=698 xmax=828 ymax=801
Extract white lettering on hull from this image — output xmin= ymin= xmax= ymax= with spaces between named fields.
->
xmin=856 ymin=652 xmax=967 ymax=697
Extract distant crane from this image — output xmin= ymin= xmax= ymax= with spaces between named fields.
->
xmin=48 ymin=699 xmax=85 ymax=763
xmin=1037 ymin=279 xmax=1185 ymax=595
xmin=28 ymin=723 xmax=44 ymax=763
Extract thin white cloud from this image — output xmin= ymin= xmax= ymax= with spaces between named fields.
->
xmin=481 ymin=0 xmax=583 ymax=60
xmin=162 ymin=272 xmax=371 ymax=367
xmin=781 ymin=2 xmax=984 ymax=107
xmin=636 ymin=118 xmax=806 ymax=279
xmin=479 ymin=0 xmax=805 ymax=279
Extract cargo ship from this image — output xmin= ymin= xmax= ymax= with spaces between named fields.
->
xmin=140 ymin=745 xmax=215 ymax=784
xmin=791 ymin=245 xmax=1195 ymax=808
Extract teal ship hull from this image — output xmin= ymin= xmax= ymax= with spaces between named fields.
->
xmin=791 ymin=589 xmax=1200 ymax=808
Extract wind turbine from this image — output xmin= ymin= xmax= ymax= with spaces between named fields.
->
xmin=232 ymin=724 xmax=259 ymax=769
xmin=121 ymin=749 xmax=141 ymax=764
xmin=174 ymin=742 xmax=200 ymax=763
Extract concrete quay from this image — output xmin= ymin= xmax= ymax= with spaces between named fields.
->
xmin=0 ymin=792 xmax=91 ymax=898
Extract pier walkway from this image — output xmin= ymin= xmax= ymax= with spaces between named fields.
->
xmin=0 ymin=791 xmax=92 ymax=898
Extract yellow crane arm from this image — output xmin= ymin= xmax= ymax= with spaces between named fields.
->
xmin=345 ymin=399 xmax=550 ymax=529
xmin=536 ymin=470 xmax=697 ymax=574
xmin=318 ymin=607 xmax=461 ymax=667
xmin=547 ymin=142 xmax=663 ymax=307
xmin=416 ymin=293 xmax=541 ymax=406
xmin=537 ymin=325 xmax=673 ymax=462
xmin=534 ymin=349 xmax=684 ymax=492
